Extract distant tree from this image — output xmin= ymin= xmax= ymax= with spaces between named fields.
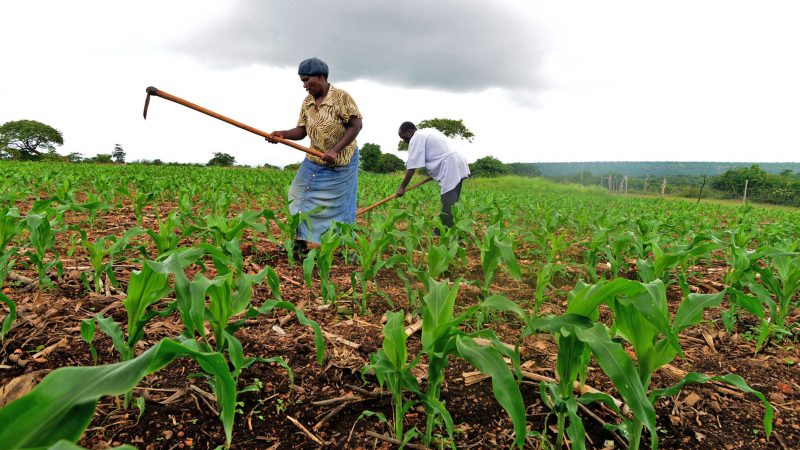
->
xmin=711 ymin=164 xmax=771 ymax=193
xmin=41 ymin=149 xmax=68 ymax=163
xmin=418 ymin=118 xmax=475 ymax=142
xmin=0 ymin=119 xmax=64 ymax=160
xmin=398 ymin=118 xmax=475 ymax=151
xmin=153 ymin=158 xmax=163 ymax=165
xmin=66 ymin=152 xmax=84 ymax=163
xmin=283 ymin=162 xmax=303 ymax=171
xmin=262 ymin=162 xmax=279 ymax=170
xmin=207 ymin=152 xmax=236 ymax=167
xmin=469 ymin=156 xmax=509 ymax=178
xmin=112 ymin=144 xmax=126 ymax=164
xmin=91 ymin=154 xmax=114 ymax=164
xmin=377 ymin=153 xmax=406 ymax=173
xmin=360 ymin=143 xmax=382 ymax=172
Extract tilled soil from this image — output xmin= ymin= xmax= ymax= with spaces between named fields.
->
xmin=1 ymin=208 xmax=799 ymax=450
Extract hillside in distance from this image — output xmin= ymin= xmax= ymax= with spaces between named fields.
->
xmin=524 ymin=161 xmax=800 ymax=177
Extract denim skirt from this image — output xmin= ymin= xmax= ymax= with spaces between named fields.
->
xmin=288 ymin=148 xmax=359 ymax=243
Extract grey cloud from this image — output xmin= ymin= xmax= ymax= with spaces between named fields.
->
xmin=179 ymin=0 xmax=542 ymax=92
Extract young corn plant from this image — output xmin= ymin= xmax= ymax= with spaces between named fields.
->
xmin=479 ymin=223 xmax=522 ymax=296
xmin=1 ymin=207 xmax=25 ymax=250
xmin=417 ymin=277 xmax=526 ymax=448
xmin=132 ymin=190 xmax=155 ymax=225
xmin=607 ymin=280 xmax=773 ymax=449
xmin=79 ymin=227 xmax=144 ymax=293
xmin=343 ymin=216 xmax=404 ymax=313
xmin=81 ymin=261 xmax=174 ymax=407
xmin=262 ymin=208 xmax=315 ymax=267
xmin=145 ymin=209 xmax=186 ymax=256
xmin=23 ymin=212 xmax=63 ymax=289
xmin=757 ymin=242 xmax=800 ymax=340
xmin=147 ymin=246 xmax=325 ymax=446
xmin=363 ymin=310 xmax=421 ymax=443
xmin=72 ymin=193 xmax=114 ymax=228
xmin=0 ymin=208 xmax=23 ymax=339
xmin=582 ymin=225 xmax=609 ymax=281
xmin=484 ymin=279 xmax=655 ymax=450
xmin=532 ymin=261 xmax=562 ymax=314
xmin=0 ymin=337 xmax=238 ymax=449
xmin=726 ymin=240 xmax=800 ymax=348
xmin=720 ymin=234 xmax=781 ymax=349
xmin=1 ymin=248 xmax=18 ymax=340
xmin=302 ymin=227 xmax=342 ymax=304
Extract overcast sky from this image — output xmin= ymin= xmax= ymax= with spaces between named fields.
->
xmin=2 ymin=1 xmax=799 ymax=167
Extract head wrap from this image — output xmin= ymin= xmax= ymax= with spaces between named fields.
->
xmin=298 ymin=57 xmax=329 ymax=77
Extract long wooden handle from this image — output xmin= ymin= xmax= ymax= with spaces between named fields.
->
xmin=357 ymin=177 xmax=435 ymax=216
xmin=144 ymin=86 xmax=326 ymax=159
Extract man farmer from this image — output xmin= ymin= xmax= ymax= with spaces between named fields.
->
xmin=395 ymin=121 xmax=470 ymax=233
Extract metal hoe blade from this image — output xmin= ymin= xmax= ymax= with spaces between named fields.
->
xmin=143 ymin=92 xmax=151 ymax=119
xmin=142 ymin=86 xmax=158 ymax=119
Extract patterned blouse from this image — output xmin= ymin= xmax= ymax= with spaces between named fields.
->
xmin=297 ymin=85 xmax=362 ymax=166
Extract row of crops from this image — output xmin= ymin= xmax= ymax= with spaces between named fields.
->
xmin=0 ymin=161 xmax=798 ymax=449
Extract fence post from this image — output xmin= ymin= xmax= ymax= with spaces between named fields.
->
xmin=660 ymin=177 xmax=666 ymax=197
xmin=743 ymin=179 xmax=749 ymax=204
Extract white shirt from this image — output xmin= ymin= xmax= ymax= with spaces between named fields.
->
xmin=406 ymin=128 xmax=471 ymax=194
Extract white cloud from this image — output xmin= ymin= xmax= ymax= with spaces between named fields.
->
xmin=2 ymin=0 xmax=799 ymax=166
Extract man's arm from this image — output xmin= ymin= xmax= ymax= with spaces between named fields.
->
xmin=396 ymin=168 xmax=415 ymax=197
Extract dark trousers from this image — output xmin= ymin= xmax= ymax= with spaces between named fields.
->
xmin=440 ymin=178 xmax=464 ymax=228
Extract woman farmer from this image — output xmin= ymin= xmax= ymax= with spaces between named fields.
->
xmin=269 ymin=57 xmax=363 ymax=250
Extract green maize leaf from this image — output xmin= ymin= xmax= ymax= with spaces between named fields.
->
xmin=565 ymin=398 xmax=586 ymax=450
xmin=95 ymin=314 xmax=130 ymax=360
xmin=232 ymin=266 xmax=274 ymax=314
xmin=265 ymin=266 xmax=282 ymax=301
xmin=420 ymin=397 xmax=455 ymax=446
xmin=574 ymin=324 xmax=656 ymax=441
xmin=79 ymin=319 xmax=97 ymax=363
xmin=0 ymin=338 xmax=235 ymax=449
xmin=672 ymin=291 xmax=725 ymax=333
xmin=456 ymin=336 xmax=526 ymax=448
xmin=206 ymin=274 xmax=236 ymax=348
xmin=650 ymin=372 xmax=773 ymax=441
xmin=1 ymin=292 xmax=16 ymax=340
xmin=224 ymin=330 xmax=245 ymax=378
xmin=556 ymin=332 xmax=587 ymax=398
xmin=481 ymin=294 xmax=528 ymax=321
xmin=383 ymin=311 xmax=408 ymax=368
xmin=528 ymin=313 xmax=594 ymax=335
xmin=302 ymin=249 xmax=317 ymax=291
xmin=727 ymin=287 xmax=769 ymax=319
xmin=427 ymin=244 xmax=451 ymax=279
xmin=123 ymin=265 xmax=170 ymax=338
xmin=566 ymin=278 xmax=645 ymax=317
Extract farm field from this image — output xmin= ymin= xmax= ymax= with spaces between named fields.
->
xmin=0 ymin=161 xmax=798 ymax=450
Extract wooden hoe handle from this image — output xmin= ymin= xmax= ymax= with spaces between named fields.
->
xmin=143 ymin=86 xmax=326 ymax=159
xmin=357 ymin=177 xmax=435 ymax=216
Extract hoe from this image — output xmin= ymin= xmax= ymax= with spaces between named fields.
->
xmin=143 ymin=86 xmax=433 ymax=215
